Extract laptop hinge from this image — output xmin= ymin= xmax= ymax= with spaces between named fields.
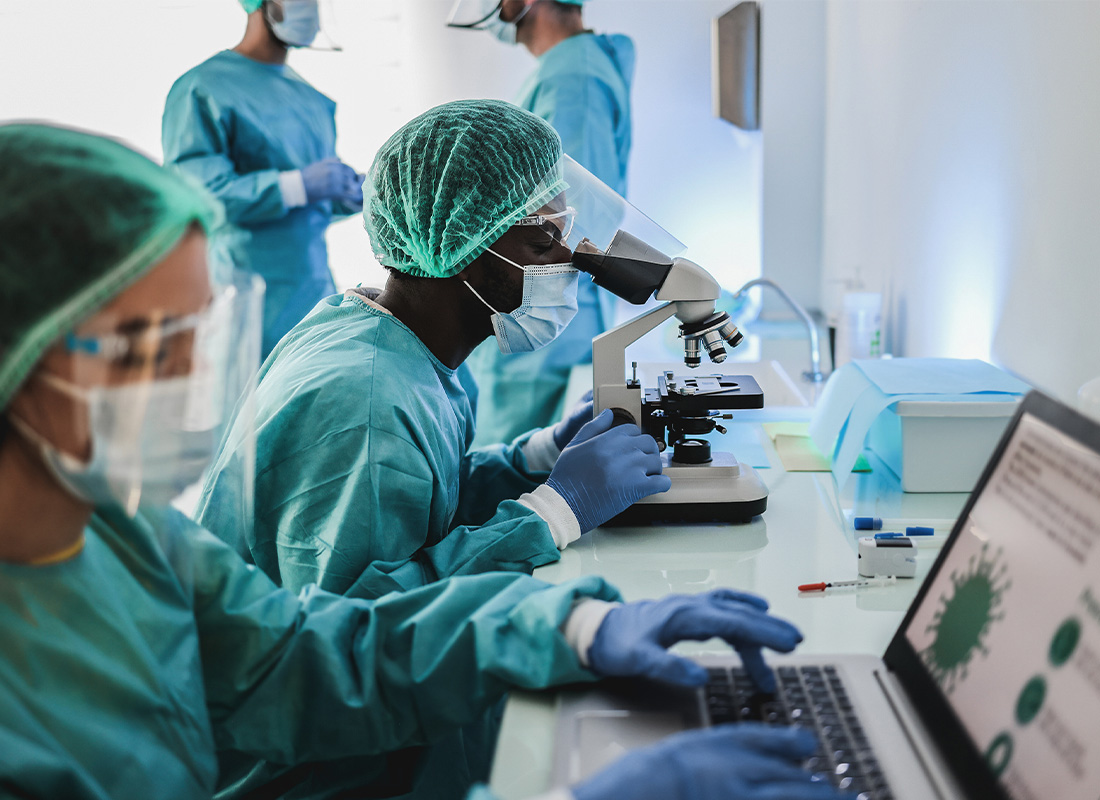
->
xmin=873 ymin=668 xmax=965 ymax=800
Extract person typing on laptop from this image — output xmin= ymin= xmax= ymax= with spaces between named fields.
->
xmin=548 ymin=591 xmax=854 ymax=800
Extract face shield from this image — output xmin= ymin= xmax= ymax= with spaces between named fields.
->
xmin=14 ymin=270 xmax=264 ymax=516
xmin=518 ymin=155 xmax=687 ymax=305
xmin=446 ymin=0 xmax=529 ymax=44
xmin=264 ymin=0 xmax=342 ymax=51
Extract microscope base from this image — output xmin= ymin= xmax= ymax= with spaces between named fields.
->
xmin=605 ymin=451 xmax=769 ymax=526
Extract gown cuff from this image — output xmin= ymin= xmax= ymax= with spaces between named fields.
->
xmin=562 ymin=598 xmax=620 ymax=668
xmin=526 ymin=790 xmax=576 ymax=800
xmin=278 ymin=169 xmax=308 ymax=208
xmin=521 ymin=426 xmax=563 ymax=473
xmin=518 ymin=484 xmax=581 ymax=549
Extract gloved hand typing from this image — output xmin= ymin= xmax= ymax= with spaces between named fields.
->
xmin=552 ymin=390 xmax=594 ymax=450
xmin=572 ymin=724 xmax=849 ymax=800
xmin=301 ymin=157 xmax=362 ymax=204
xmin=586 ymin=589 xmax=802 ymax=690
xmin=545 ymin=409 xmax=670 ymax=533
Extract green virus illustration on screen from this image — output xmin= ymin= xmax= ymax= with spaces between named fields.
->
xmin=920 ymin=544 xmax=1011 ymax=693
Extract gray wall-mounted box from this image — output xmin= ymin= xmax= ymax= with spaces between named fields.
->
xmin=713 ymin=2 xmax=760 ymax=130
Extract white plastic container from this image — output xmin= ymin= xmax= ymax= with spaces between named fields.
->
xmin=866 ymin=398 xmax=1019 ymax=492
xmin=857 ymin=537 xmax=918 ymax=578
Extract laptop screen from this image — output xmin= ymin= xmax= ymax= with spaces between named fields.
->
xmin=901 ymin=409 xmax=1100 ymax=800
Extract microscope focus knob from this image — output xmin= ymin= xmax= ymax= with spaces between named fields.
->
xmin=609 ymin=407 xmax=638 ymax=428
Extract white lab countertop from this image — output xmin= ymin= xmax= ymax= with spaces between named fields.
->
xmin=487 ymin=384 xmax=971 ymax=799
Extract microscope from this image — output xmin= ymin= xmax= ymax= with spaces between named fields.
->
xmin=575 ymin=230 xmax=768 ymax=524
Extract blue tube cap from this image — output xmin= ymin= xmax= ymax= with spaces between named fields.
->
xmin=854 ymin=516 xmax=883 ymax=530
xmin=906 ymin=526 xmax=935 ymax=536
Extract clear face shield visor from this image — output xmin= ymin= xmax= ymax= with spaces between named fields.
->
xmin=264 ymin=0 xmax=342 ymax=51
xmin=35 ymin=270 xmax=264 ymax=516
xmin=446 ymin=0 xmax=504 ymax=28
xmin=518 ymin=155 xmax=687 ymax=305
xmin=446 ymin=0 xmax=534 ymax=43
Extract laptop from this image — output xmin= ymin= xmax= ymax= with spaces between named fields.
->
xmin=551 ymin=390 xmax=1100 ymax=800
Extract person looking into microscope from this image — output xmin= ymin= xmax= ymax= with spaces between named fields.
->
xmin=196 ymin=99 xmax=669 ymax=604
xmin=448 ymin=0 xmax=635 ymax=447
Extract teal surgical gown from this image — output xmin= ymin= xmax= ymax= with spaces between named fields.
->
xmin=196 ymin=290 xmax=563 ymax=601
xmin=162 ymin=50 xmax=356 ymax=357
xmin=467 ymin=33 xmax=636 ymax=446
xmin=0 ymin=503 xmax=616 ymax=799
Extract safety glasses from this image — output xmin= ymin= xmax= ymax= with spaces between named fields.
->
xmin=63 ymin=281 xmax=246 ymax=384
xmin=514 ymin=206 xmax=577 ymax=245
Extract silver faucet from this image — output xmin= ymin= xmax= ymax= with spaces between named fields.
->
xmin=733 ymin=277 xmax=826 ymax=382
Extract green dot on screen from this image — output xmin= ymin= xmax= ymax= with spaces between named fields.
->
xmin=1015 ymin=676 xmax=1046 ymax=726
xmin=986 ymin=732 xmax=1014 ymax=777
xmin=1050 ymin=617 xmax=1082 ymax=667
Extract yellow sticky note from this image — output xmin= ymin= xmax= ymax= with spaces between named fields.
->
xmin=772 ymin=432 xmax=871 ymax=473
xmin=762 ymin=421 xmax=812 ymax=441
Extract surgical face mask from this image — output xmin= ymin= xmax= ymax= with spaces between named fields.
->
xmin=265 ymin=0 xmax=320 ymax=48
xmin=10 ymin=372 xmax=219 ymax=512
xmin=465 ymin=249 xmax=580 ymax=354
xmin=483 ymin=15 xmax=518 ymax=44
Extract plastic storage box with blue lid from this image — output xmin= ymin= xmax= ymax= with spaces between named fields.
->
xmin=866 ymin=396 xmax=1020 ymax=491
xmin=809 ymin=358 xmax=1030 ymax=490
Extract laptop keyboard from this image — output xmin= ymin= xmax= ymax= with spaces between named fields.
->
xmin=705 ymin=665 xmax=893 ymax=799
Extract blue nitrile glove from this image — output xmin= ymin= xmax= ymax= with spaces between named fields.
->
xmin=552 ymin=389 xmax=594 ymax=450
xmin=301 ymin=158 xmax=361 ymax=204
xmin=545 ymin=408 xmax=671 ymax=533
xmin=573 ymin=724 xmax=851 ymax=800
xmin=341 ymin=172 xmax=366 ymax=209
xmin=586 ymin=589 xmax=803 ymax=690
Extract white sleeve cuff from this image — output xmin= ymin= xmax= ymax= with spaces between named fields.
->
xmin=562 ymin=598 xmax=620 ymax=668
xmin=526 ymin=790 xmax=576 ymax=800
xmin=518 ymin=483 xmax=581 ymax=550
xmin=521 ymin=425 xmax=563 ymax=473
xmin=278 ymin=169 xmax=308 ymax=208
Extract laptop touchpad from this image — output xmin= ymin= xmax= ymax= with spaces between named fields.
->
xmin=555 ymin=679 xmax=704 ymax=784
xmin=571 ymin=710 xmax=687 ymax=779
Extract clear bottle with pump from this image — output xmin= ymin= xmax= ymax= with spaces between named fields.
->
xmin=834 ymin=291 xmax=882 ymax=368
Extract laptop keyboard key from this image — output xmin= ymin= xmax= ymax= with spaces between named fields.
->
xmin=703 ymin=663 xmax=893 ymax=796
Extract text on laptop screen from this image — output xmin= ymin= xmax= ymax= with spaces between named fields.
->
xmin=904 ymin=411 xmax=1100 ymax=800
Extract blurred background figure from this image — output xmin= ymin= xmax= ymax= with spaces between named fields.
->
xmin=163 ymin=0 xmax=363 ymax=358
xmin=449 ymin=0 xmax=634 ymax=445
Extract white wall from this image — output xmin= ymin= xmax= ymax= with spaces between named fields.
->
xmin=821 ymin=0 xmax=1100 ymax=401
xmin=0 ymin=0 xmax=763 ymax=297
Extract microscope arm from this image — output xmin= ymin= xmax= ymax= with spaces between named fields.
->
xmin=593 ymin=302 xmax=677 ymax=426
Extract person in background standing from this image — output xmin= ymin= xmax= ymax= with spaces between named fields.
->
xmin=163 ymin=0 xmax=363 ymax=358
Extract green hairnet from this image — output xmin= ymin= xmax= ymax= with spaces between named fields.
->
xmin=363 ymin=99 xmax=565 ymax=279
xmin=239 ymin=0 xmax=263 ymax=12
xmin=0 ymin=124 xmax=219 ymax=410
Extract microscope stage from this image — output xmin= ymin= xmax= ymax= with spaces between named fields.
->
xmin=647 ymin=373 xmax=764 ymax=412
